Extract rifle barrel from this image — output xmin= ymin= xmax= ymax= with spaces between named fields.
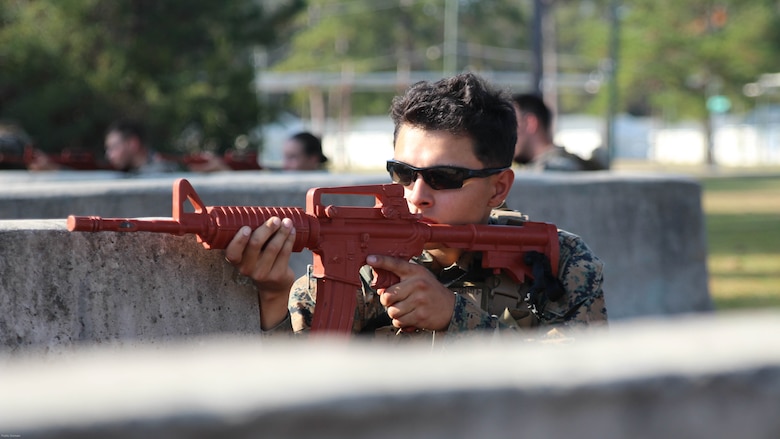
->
xmin=67 ymin=215 xmax=200 ymax=236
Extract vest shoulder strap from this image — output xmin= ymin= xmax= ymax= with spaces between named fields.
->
xmin=489 ymin=206 xmax=529 ymax=226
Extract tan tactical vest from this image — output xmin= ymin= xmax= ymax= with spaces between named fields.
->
xmin=434 ymin=207 xmax=541 ymax=330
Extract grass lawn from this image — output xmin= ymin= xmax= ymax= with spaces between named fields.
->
xmin=699 ymin=174 xmax=780 ymax=310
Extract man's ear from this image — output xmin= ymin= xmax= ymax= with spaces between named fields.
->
xmin=488 ymin=169 xmax=514 ymax=208
xmin=525 ymin=114 xmax=539 ymax=134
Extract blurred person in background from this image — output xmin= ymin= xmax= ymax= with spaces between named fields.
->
xmin=282 ymin=131 xmax=328 ymax=171
xmin=511 ymin=93 xmax=605 ymax=172
xmin=187 ymin=131 xmax=326 ymax=172
xmin=0 ymin=122 xmax=33 ymax=170
xmin=0 ymin=122 xmax=104 ymax=171
xmin=104 ymin=119 xmax=181 ymax=174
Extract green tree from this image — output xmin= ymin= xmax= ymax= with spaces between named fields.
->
xmin=267 ymin=0 xmax=530 ymax=118
xmin=617 ymin=0 xmax=780 ymax=119
xmin=261 ymin=0 xmax=780 ymax=125
xmin=0 ymin=0 xmax=304 ymax=156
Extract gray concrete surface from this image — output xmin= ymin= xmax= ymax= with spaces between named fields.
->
xmin=0 ymin=219 xmax=261 ymax=352
xmin=1 ymin=312 xmax=779 ymax=439
xmin=0 ymin=171 xmax=382 ymax=219
xmin=508 ymin=172 xmax=712 ymax=318
xmin=0 ymin=171 xmax=713 ymax=351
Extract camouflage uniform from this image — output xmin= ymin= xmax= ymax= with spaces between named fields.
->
xmin=527 ymin=145 xmax=594 ymax=172
xmin=130 ymin=150 xmax=182 ymax=175
xmin=261 ymin=208 xmax=607 ymax=341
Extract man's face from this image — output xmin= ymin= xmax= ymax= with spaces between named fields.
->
xmin=513 ymin=104 xmax=533 ymax=165
xmin=392 ymin=124 xmax=504 ymax=225
xmin=104 ymin=131 xmax=135 ymax=170
xmin=282 ymin=139 xmax=319 ymax=171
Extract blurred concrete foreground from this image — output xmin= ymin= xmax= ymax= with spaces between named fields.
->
xmin=1 ymin=313 xmax=780 ymax=438
xmin=0 ymin=170 xmax=747 ymax=437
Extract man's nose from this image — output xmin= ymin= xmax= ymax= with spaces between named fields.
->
xmin=406 ymin=175 xmax=433 ymax=207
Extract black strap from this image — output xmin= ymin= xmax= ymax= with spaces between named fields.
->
xmin=524 ymin=250 xmax=565 ymax=310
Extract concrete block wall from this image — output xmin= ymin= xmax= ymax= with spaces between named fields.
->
xmin=0 ymin=171 xmax=713 ymax=351
xmin=2 ymin=312 xmax=779 ymax=439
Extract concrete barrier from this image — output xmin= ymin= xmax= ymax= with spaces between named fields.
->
xmin=0 ymin=219 xmax=261 ymax=352
xmin=508 ymin=172 xmax=712 ymax=318
xmin=1 ymin=312 xmax=779 ymax=439
xmin=0 ymin=171 xmax=383 ymax=219
xmin=0 ymin=171 xmax=712 ymax=351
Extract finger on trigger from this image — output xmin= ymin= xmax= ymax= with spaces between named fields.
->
xmin=368 ymin=255 xmax=417 ymax=280
xmin=366 ymin=254 xmax=398 ymax=271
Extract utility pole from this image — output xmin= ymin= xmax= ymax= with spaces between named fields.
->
xmin=444 ymin=0 xmax=459 ymax=76
xmin=605 ymin=0 xmax=621 ymax=168
xmin=531 ymin=0 xmax=544 ymax=96
xmin=531 ymin=0 xmax=557 ymax=115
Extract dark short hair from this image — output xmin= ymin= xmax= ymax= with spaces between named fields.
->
xmin=390 ymin=72 xmax=516 ymax=168
xmin=290 ymin=131 xmax=327 ymax=163
xmin=511 ymin=93 xmax=552 ymax=133
xmin=106 ymin=119 xmax=146 ymax=144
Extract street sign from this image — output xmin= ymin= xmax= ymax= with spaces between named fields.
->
xmin=707 ymin=95 xmax=731 ymax=114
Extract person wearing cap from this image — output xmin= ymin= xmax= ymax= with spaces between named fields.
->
xmin=223 ymin=73 xmax=607 ymax=341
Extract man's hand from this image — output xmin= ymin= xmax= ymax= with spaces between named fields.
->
xmin=366 ymin=254 xmax=456 ymax=332
xmin=225 ymin=217 xmax=296 ymax=329
xmin=185 ymin=152 xmax=232 ymax=172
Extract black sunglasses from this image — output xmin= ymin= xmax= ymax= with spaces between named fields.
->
xmin=386 ymin=159 xmax=509 ymax=190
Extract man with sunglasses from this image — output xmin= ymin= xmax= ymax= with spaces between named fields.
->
xmin=225 ymin=73 xmax=607 ymax=339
